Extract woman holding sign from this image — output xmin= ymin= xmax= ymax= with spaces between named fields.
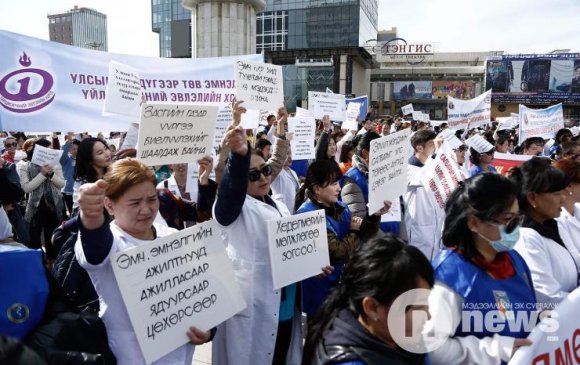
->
xmin=17 ymin=138 xmax=65 ymax=260
xmin=75 ymin=159 xmax=213 ymax=365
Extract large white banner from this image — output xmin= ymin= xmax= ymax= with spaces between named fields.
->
xmin=0 ymin=30 xmax=262 ymax=132
xmin=308 ymin=91 xmax=346 ymax=121
xmin=509 ymin=288 xmax=580 ymax=365
xmin=447 ymin=90 xmax=492 ymax=130
xmin=368 ymin=129 xmax=411 ymax=216
xmin=111 ymin=221 xmax=246 ymax=364
xmin=518 ymin=103 xmax=564 ymax=143
xmin=267 ymin=210 xmax=330 ymax=290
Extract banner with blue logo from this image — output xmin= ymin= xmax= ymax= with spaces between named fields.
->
xmin=0 ymin=30 xmax=262 ymax=132
xmin=345 ymin=95 xmax=368 ymax=121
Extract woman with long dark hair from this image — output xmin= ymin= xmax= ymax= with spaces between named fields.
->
xmin=72 ymin=138 xmax=112 ymax=211
xmin=305 ymin=237 xmax=433 ymax=365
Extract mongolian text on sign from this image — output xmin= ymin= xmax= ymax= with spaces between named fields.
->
xmin=308 ymin=91 xmax=346 ymax=121
xmin=137 ymin=103 xmax=218 ymax=166
xmin=267 ymin=210 xmax=330 ymax=290
xmin=31 ymin=144 xmax=63 ymax=167
xmin=111 ymin=221 xmax=246 ymax=364
xmin=103 ymin=61 xmax=142 ymax=117
xmin=518 ymin=103 xmax=564 ymax=143
xmin=235 ymin=60 xmax=283 ymax=110
xmin=447 ymin=90 xmax=491 ymax=130
xmin=288 ymin=117 xmax=316 ymax=160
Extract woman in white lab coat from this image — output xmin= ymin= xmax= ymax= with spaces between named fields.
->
xmin=554 ymin=158 xmax=580 ymax=258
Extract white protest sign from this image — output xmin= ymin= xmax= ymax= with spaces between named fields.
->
xmin=103 ymin=61 xmax=142 ymax=117
xmin=295 ymin=107 xmax=312 ymax=118
xmin=31 ymin=145 xmax=63 ymax=167
xmin=111 ymin=221 xmax=246 ymax=364
xmin=259 ymin=110 xmax=274 ymax=126
xmin=267 ymin=210 xmax=330 ymax=289
xmin=367 ymin=129 xmax=411 ymax=215
xmin=137 ymin=104 xmax=218 ymax=166
xmin=447 ymin=90 xmax=492 ymax=130
xmin=381 ymin=199 xmax=402 ymax=223
xmin=288 ymin=117 xmax=316 ymax=160
xmin=212 ymin=104 xmax=232 ymax=151
xmin=308 ymin=91 xmax=346 ymax=121
xmin=412 ymin=111 xmax=423 ymax=121
xmin=509 ymin=288 xmax=580 ymax=365
xmin=185 ymin=159 xmax=217 ymax=200
xmin=421 ymin=141 xmax=466 ymax=212
xmin=343 ymin=102 xmax=361 ymax=131
xmin=402 ymin=103 xmax=414 ymax=116
xmin=121 ymin=123 xmax=140 ymax=149
xmin=240 ymin=109 xmax=261 ymax=129
xmin=496 ymin=116 xmax=514 ymax=131
xmin=235 ymin=60 xmax=283 ymax=110
xmin=518 ymin=103 xmax=564 ymax=143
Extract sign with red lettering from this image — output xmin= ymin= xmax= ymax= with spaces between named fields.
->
xmin=447 ymin=90 xmax=492 ymax=130
xmin=493 ymin=152 xmax=531 ymax=176
xmin=518 ymin=103 xmax=564 ymax=143
xmin=377 ymin=38 xmax=437 ymax=64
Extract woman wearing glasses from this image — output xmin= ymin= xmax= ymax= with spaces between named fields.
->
xmin=212 ymin=103 xmax=307 ymax=365
xmin=510 ymin=157 xmax=579 ymax=305
xmin=428 ymin=173 xmax=535 ymax=365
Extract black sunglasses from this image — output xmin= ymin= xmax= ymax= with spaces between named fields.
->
xmin=248 ymin=164 xmax=272 ymax=182
xmin=487 ymin=213 xmax=524 ymax=234
xmin=4 ymin=142 xmax=17 ymax=147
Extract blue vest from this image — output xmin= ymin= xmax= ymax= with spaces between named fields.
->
xmin=432 ymin=249 xmax=536 ymax=340
xmin=0 ymin=245 xmax=49 ymax=339
xmin=297 ymin=200 xmax=353 ymax=316
xmin=341 ymin=167 xmax=400 ymax=236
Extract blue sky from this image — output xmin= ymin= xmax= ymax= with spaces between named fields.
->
xmin=1 ymin=0 xmax=579 ymax=57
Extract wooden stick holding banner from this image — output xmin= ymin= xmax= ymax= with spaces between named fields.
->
xmin=367 ymin=129 xmax=411 ymax=216
xmin=267 ymin=210 xmax=330 ymax=290
xmin=234 ymin=60 xmax=283 ymax=111
xmin=111 ymin=220 xmax=246 ymax=364
xmin=136 ymin=103 xmax=218 ymax=166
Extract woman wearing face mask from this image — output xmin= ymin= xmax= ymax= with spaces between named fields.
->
xmin=428 ymin=173 xmax=535 ymax=365
xmin=72 ymin=138 xmax=112 ymax=212
xmin=510 ymin=157 xmax=579 ymax=305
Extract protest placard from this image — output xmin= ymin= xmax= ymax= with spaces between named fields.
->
xmin=267 ymin=210 xmax=330 ymax=289
xmin=402 ymin=104 xmax=414 ymax=116
xmin=137 ymin=103 xmax=218 ymax=166
xmin=288 ymin=117 xmax=316 ymax=160
xmin=103 ymin=61 xmax=142 ymax=117
xmin=185 ymin=160 xmax=217 ymax=200
xmin=308 ymin=91 xmax=346 ymax=121
xmin=518 ymin=103 xmax=564 ymax=143
xmin=295 ymin=107 xmax=312 ymax=118
xmin=509 ymin=288 xmax=580 ymax=365
xmin=367 ymin=129 xmax=411 ymax=215
xmin=30 ymin=144 xmax=63 ymax=167
xmin=381 ymin=199 xmax=402 ymax=223
xmin=111 ymin=221 xmax=246 ymax=364
xmin=346 ymin=95 xmax=368 ymax=121
xmin=342 ymin=102 xmax=361 ymax=131
xmin=447 ymin=90 xmax=492 ymax=130
xmin=235 ymin=60 xmax=283 ymax=110
xmin=493 ymin=152 xmax=531 ymax=176
xmin=121 ymin=123 xmax=140 ymax=149
xmin=240 ymin=109 xmax=261 ymax=129
xmin=212 ymin=105 xmax=232 ymax=151
xmin=412 ymin=111 xmax=423 ymax=121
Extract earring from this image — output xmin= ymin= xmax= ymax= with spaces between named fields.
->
xmin=373 ymin=318 xmax=379 ymax=321
xmin=570 ymin=191 xmax=573 ymax=196
xmin=533 ymin=205 xmax=537 ymax=208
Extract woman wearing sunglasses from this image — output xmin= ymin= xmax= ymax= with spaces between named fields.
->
xmin=212 ymin=103 xmax=308 ymax=365
xmin=428 ymin=173 xmax=535 ymax=365
xmin=510 ymin=157 xmax=579 ymax=305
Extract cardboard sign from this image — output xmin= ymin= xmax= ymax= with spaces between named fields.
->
xmin=518 ymin=103 xmax=564 ymax=143
xmin=235 ymin=60 xmax=283 ymax=110
xmin=367 ymin=129 xmax=411 ymax=215
xmin=267 ymin=210 xmax=330 ymax=289
xmin=137 ymin=104 xmax=218 ymax=166
xmin=103 ymin=61 xmax=142 ymax=117
xmin=111 ymin=221 xmax=246 ymax=364
xmin=447 ymin=90 xmax=492 ymax=130
xmin=402 ymin=103 xmax=414 ymax=116
xmin=30 ymin=144 xmax=63 ymax=167
xmin=308 ymin=91 xmax=346 ymax=121
xmin=288 ymin=117 xmax=316 ymax=160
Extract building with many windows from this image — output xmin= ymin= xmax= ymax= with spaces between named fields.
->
xmin=47 ymin=6 xmax=107 ymax=51
xmin=151 ymin=0 xmax=192 ymax=58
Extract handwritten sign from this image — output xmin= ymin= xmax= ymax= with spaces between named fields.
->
xmin=103 ymin=61 xmax=142 ymax=117
xmin=308 ymin=91 xmax=346 ymax=121
xmin=137 ymin=103 xmax=218 ymax=166
xmin=367 ymin=129 xmax=411 ymax=215
xmin=267 ymin=210 xmax=330 ymax=290
xmin=111 ymin=221 xmax=246 ymax=364
xmin=402 ymin=103 xmax=414 ymax=116
xmin=288 ymin=117 xmax=316 ymax=160
xmin=31 ymin=144 xmax=63 ymax=167
xmin=235 ymin=60 xmax=283 ymax=110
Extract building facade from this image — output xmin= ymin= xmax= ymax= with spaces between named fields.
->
xmin=48 ymin=6 xmax=108 ymax=51
xmin=151 ymin=0 xmax=192 ymax=58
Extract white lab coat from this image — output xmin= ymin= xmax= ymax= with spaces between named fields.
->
xmin=557 ymin=204 xmax=580 ymax=257
xmin=403 ymin=164 xmax=444 ymax=261
xmin=514 ymin=227 xmax=579 ymax=306
xmin=212 ymin=195 xmax=303 ymax=365
xmin=271 ymin=167 xmax=300 ymax=213
xmin=157 ymin=175 xmax=199 ymax=203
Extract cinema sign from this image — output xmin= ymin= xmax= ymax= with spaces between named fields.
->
xmin=377 ymin=38 xmax=437 ymax=64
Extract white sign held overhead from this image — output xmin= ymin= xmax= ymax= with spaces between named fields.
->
xmin=121 ymin=123 xmax=140 ymax=150
xmin=267 ymin=210 xmax=330 ymax=289
xmin=518 ymin=103 xmax=564 ymax=143
xmin=103 ymin=61 xmax=142 ymax=117
xmin=367 ymin=129 xmax=411 ymax=216
xmin=235 ymin=60 xmax=283 ymax=110
xmin=30 ymin=145 xmax=63 ymax=167
xmin=308 ymin=91 xmax=346 ymax=121
xmin=412 ymin=111 xmax=423 ymax=121
xmin=137 ymin=104 xmax=218 ymax=166
xmin=447 ymin=90 xmax=492 ymax=130
xmin=111 ymin=221 xmax=246 ymax=364
xmin=343 ymin=102 xmax=361 ymax=131
xmin=295 ymin=107 xmax=312 ymax=118
xmin=240 ymin=109 xmax=261 ymax=130
xmin=402 ymin=103 xmax=414 ymax=116
xmin=288 ymin=117 xmax=316 ymax=160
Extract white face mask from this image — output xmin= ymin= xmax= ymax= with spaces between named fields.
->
xmin=477 ymin=224 xmax=521 ymax=252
